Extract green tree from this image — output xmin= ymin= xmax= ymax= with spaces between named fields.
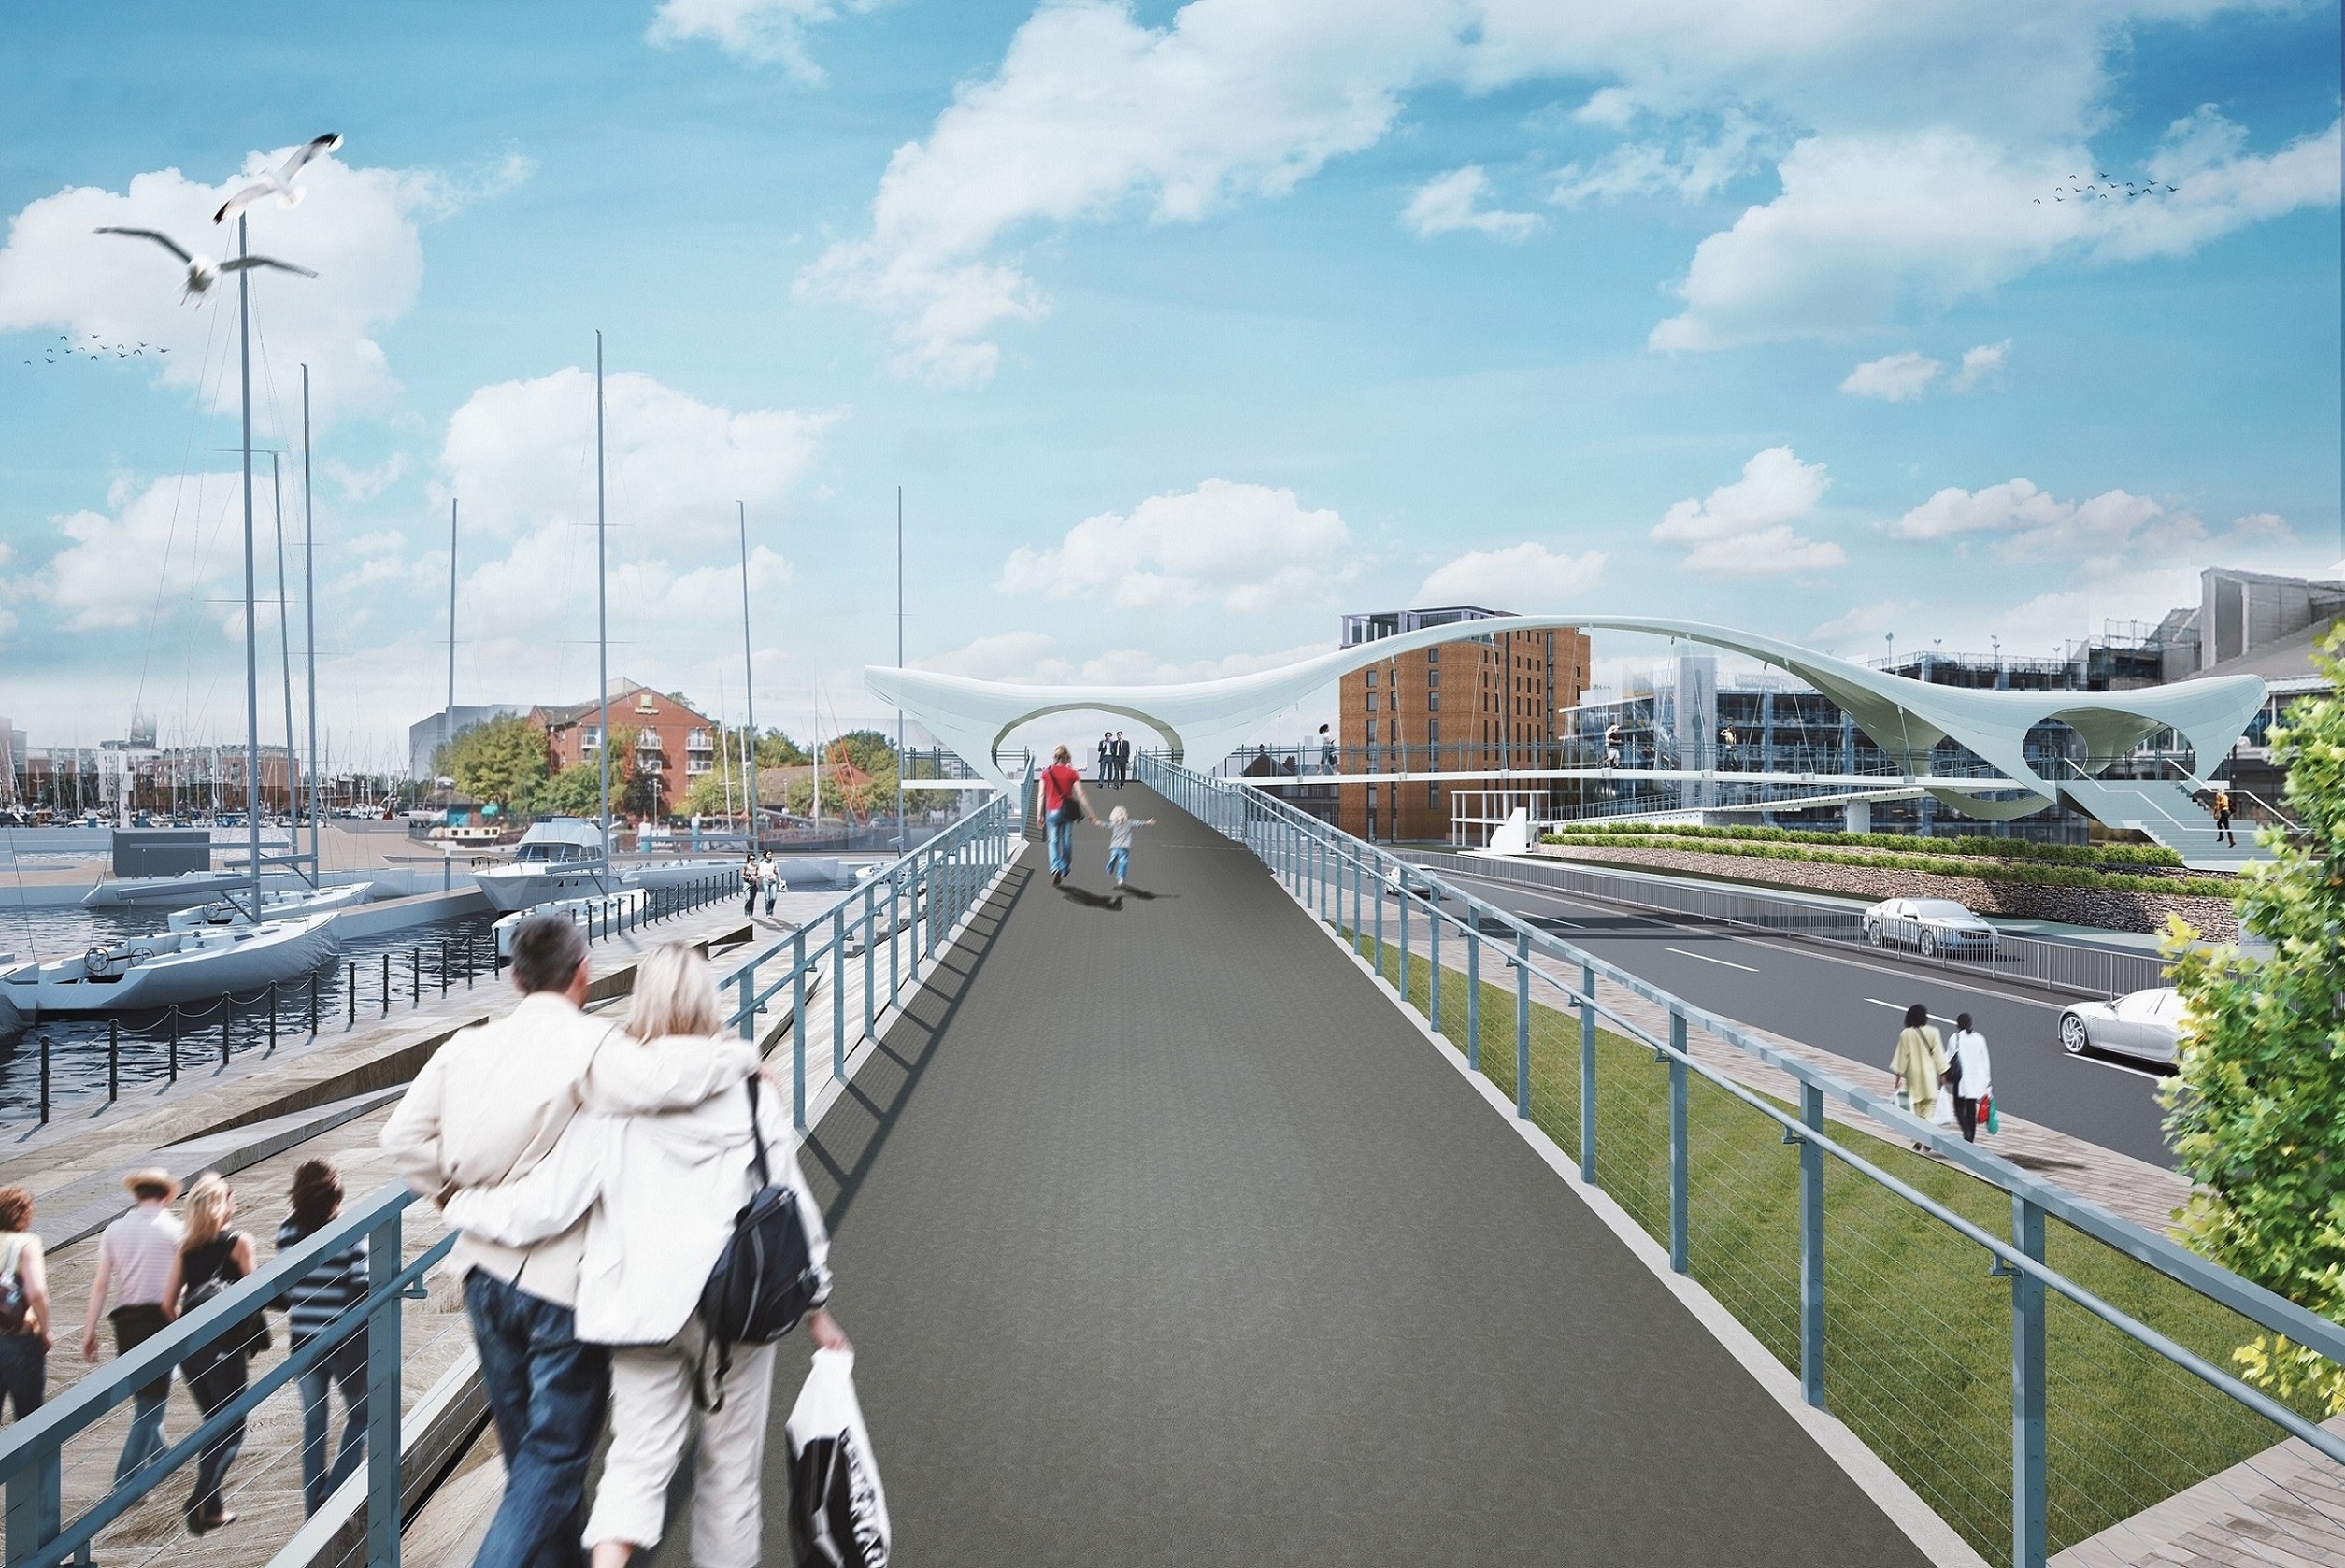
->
xmin=2163 ymin=626 xmax=2345 ymax=1415
xmin=754 ymin=729 xmax=809 ymax=768
xmin=540 ymin=725 xmax=637 ymax=818
xmin=433 ymin=716 xmax=549 ymax=812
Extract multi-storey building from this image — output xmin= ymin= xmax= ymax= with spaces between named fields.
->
xmin=1333 ymin=606 xmax=1590 ymax=841
xmin=534 ymin=679 xmax=719 ymax=820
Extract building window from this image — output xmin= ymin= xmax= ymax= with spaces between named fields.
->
xmin=1426 ymin=647 xmax=1439 ymax=664
xmin=581 ymin=727 xmax=601 ymax=752
xmin=1428 ymin=781 xmax=1441 ymax=805
xmin=1427 ymin=693 xmax=1439 ymax=711
xmin=686 ymin=729 xmax=710 ymax=750
xmin=1366 ymin=720 xmax=1378 ymax=743
xmin=1426 ymin=670 xmax=1440 ymax=688
xmin=1428 ymin=720 xmax=1439 ymax=744
xmin=1366 ymin=668 xmax=1378 ymax=687
xmin=1365 ymin=691 xmax=1379 ymax=712
xmin=687 ymin=757 xmax=712 ymax=775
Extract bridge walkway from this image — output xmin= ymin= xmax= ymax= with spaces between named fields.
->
xmin=750 ymin=783 xmax=1934 ymax=1565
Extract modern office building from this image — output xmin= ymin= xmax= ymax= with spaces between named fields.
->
xmin=408 ymin=704 xmax=533 ymax=786
xmin=1333 ymin=606 xmax=1590 ymax=841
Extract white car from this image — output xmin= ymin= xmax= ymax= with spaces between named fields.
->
xmin=2059 ymin=986 xmax=2185 ymax=1062
xmin=1381 ymin=863 xmax=1436 ymax=897
xmin=1862 ymin=897 xmax=1999 ymax=959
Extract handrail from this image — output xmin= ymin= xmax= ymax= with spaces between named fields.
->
xmin=1140 ymin=758 xmax=2345 ymax=1456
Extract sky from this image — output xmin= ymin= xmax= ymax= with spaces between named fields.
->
xmin=0 ymin=0 xmax=2338 ymax=773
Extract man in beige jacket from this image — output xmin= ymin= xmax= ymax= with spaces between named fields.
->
xmin=382 ymin=916 xmax=755 ymax=1568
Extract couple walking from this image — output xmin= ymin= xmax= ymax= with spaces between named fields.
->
xmin=383 ymin=916 xmax=846 ymax=1568
xmin=1038 ymin=745 xmax=1153 ymax=888
xmin=1888 ymin=1005 xmax=1995 ymax=1146
xmin=1094 ymin=731 xmax=1132 ymax=787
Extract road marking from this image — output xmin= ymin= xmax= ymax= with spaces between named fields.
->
xmin=1666 ymin=946 xmax=1757 ymax=973
xmin=1865 ymin=997 xmax=1958 ymax=1026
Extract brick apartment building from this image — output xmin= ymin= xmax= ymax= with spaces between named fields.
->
xmin=1335 ymin=606 xmax=1589 ymax=841
xmin=534 ymin=679 xmax=718 ymax=819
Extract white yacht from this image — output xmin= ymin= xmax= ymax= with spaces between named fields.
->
xmin=471 ymin=820 xmax=614 ymax=912
xmin=164 ymin=880 xmax=373 ymax=934
xmin=0 ymin=911 xmax=341 ymax=1018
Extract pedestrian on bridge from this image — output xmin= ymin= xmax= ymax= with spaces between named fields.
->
xmin=164 ymin=1172 xmax=264 ymax=1535
xmin=79 ymin=1169 xmax=182 ymax=1483
xmin=1113 ymin=731 xmax=1131 ymax=786
xmin=1038 ymin=745 xmax=1099 ymax=886
xmin=0 ymin=1186 xmax=53 ymax=1426
xmin=1888 ymin=1004 xmax=1947 ymax=1150
xmin=761 ymin=853 xmax=780 ymax=918
xmin=445 ymin=942 xmax=847 ymax=1568
xmin=278 ymin=1160 xmax=370 ymax=1516
xmin=382 ymin=915 xmax=758 ymax=1568
xmin=1946 ymin=1014 xmax=1991 ymax=1144
xmin=741 ymin=852 xmax=760 ymax=917
xmin=1106 ymin=805 xmax=1154 ymax=891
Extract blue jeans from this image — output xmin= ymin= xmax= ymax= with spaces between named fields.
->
xmin=1047 ymin=808 xmax=1076 ymax=877
xmin=109 ymin=1305 xmax=171 ymax=1483
xmin=1107 ymin=848 xmax=1129 ymax=883
xmin=465 ymin=1271 xmax=609 ymax=1568
xmin=297 ymin=1336 xmax=369 ymax=1515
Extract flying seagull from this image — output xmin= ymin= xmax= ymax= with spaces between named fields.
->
xmin=213 ymin=133 xmax=342 ymax=225
xmin=94 ymin=227 xmax=318 ymax=302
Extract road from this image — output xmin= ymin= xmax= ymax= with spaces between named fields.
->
xmin=1420 ymin=866 xmax=2176 ymax=1168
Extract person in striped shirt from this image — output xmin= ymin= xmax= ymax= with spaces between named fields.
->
xmin=277 ymin=1160 xmax=368 ymax=1516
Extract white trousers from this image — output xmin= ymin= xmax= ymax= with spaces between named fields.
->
xmin=587 ymin=1322 xmax=778 ymax=1568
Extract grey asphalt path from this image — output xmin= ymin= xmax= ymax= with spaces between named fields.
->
xmin=767 ymin=785 xmax=1933 ymax=1566
xmin=1423 ymin=864 xmax=2174 ymax=1165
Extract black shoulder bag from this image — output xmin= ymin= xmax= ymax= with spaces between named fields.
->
xmin=695 ymin=1076 xmax=822 ymax=1411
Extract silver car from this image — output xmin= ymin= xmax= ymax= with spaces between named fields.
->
xmin=1862 ymin=897 xmax=2000 ymax=959
xmin=2059 ymin=986 xmax=2186 ymax=1062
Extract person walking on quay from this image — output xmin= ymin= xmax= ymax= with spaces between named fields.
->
xmin=448 ymin=943 xmax=848 ymax=1568
xmin=164 ymin=1173 xmax=265 ymax=1535
xmin=1318 ymin=724 xmax=1337 ymax=776
xmin=1037 ymin=745 xmax=1099 ymax=887
xmin=1946 ymin=1013 xmax=1992 ymax=1144
xmin=79 ymin=1169 xmax=183 ymax=1481
xmin=740 ymin=851 xmax=760 ymax=917
xmin=278 ymin=1160 xmax=370 ymax=1516
xmin=1889 ymin=1004 xmax=1947 ymax=1151
xmin=1106 ymin=805 xmax=1154 ymax=891
xmin=2212 ymin=788 xmax=2237 ymax=848
xmin=760 ymin=852 xmax=779 ymax=918
xmin=382 ymin=914 xmax=759 ymax=1568
xmin=0 ymin=1186 xmax=53 ymax=1425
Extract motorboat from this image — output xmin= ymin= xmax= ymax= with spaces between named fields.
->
xmin=0 ymin=910 xmax=341 ymax=1019
xmin=82 ymin=869 xmax=261 ymax=908
xmin=618 ymin=857 xmax=738 ymax=893
xmin=471 ymin=819 xmax=614 ymax=912
xmin=492 ymin=886 xmax=650 ymax=959
xmin=165 ymin=880 xmax=373 ymax=934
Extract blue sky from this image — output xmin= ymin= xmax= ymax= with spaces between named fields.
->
xmin=0 ymin=0 xmax=2337 ymax=770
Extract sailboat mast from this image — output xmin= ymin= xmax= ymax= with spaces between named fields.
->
xmin=737 ymin=500 xmax=755 ymax=845
xmin=445 ymin=494 xmax=457 ymax=891
xmin=271 ymin=454 xmax=301 ymax=879
xmin=895 ymin=485 xmax=904 ymax=851
xmin=302 ymin=365 xmax=320 ymax=871
xmin=237 ymin=213 xmax=262 ymax=916
xmin=595 ymin=331 xmax=610 ymax=874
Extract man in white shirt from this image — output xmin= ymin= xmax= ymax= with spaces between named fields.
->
xmin=79 ymin=1170 xmax=184 ymax=1481
xmin=1947 ymin=1013 xmax=1993 ymax=1144
xmin=382 ymin=916 xmax=754 ymax=1568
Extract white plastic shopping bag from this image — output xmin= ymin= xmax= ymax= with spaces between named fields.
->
xmin=785 ymin=1348 xmax=891 ymax=1568
xmin=1930 ymin=1091 xmax=1957 ymax=1129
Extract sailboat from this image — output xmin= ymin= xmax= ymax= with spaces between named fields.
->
xmin=3 ymin=195 xmax=344 ymax=1020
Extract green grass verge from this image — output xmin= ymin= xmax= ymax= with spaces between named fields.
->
xmin=1337 ymin=923 xmax=2325 ymax=1561
xmin=1537 ymin=830 xmax=2237 ymax=898
xmin=1547 ymin=820 xmax=2187 ymax=869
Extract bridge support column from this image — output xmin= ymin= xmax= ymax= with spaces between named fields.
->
xmin=1668 ymin=1008 xmax=1689 ymax=1274
xmin=1843 ymin=798 xmax=1870 ymax=833
xmin=1799 ymin=1081 xmax=1824 ymax=1407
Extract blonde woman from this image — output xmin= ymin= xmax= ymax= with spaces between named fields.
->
xmin=163 ymin=1173 xmax=263 ymax=1534
xmin=449 ymin=943 xmax=848 ymax=1568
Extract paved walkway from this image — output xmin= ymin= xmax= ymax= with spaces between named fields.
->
xmin=747 ymin=786 xmax=1931 ymax=1566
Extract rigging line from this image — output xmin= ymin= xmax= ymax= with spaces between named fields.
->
xmin=133 ymin=299 xmax=229 ymax=726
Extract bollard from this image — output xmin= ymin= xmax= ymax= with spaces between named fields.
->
xmin=222 ymin=995 xmax=233 ymax=1068
xmin=108 ymin=1019 xmax=121 ymax=1102
xmin=169 ymin=1006 xmax=179 ymax=1082
xmin=267 ymin=982 xmax=278 ymax=1055
xmin=39 ymin=1034 xmax=50 ymax=1124
xmin=411 ymin=948 xmax=421 ymax=1007
xmin=440 ymin=941 xmax=449 ymax=997
xmin=381 ymin=952 xmax=390 ymax=1017
xmin=310 ymin=971 xmax=321 ymax=1035
xmin=348 ymin=961 xmax=358 ymax=1029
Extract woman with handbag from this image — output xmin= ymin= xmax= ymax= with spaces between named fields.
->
xmin=448 ymin=943 xmax=848 ymax=1568
xmin=1037 ymin=743 xmax=1099 ymax=886
xmin=163 ymin=1172 xmax=265 ymax=1534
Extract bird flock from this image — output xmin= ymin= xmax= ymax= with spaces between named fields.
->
xmin=2038 ymin=171 xmax=2181 ymax=205
xmin=23 ymin=335 xmax=170 ymax=367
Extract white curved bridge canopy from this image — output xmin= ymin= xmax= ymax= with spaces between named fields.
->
xmin=865 ymin=615 xmax=2264 ymax=810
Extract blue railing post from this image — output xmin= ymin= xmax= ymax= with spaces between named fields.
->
xmin=1579 ymin=961 xmax=1597 ymax=1183
xmin=1669 ymin=1008 xmax=1690 ymax=1273
xmin=1514 ymin=930 xmax=1531 ymax=1119
xmin=1465 ymin=917 xmax=1480 ymax=1070
xmin=736 ymin=963 xmax=757 ymax=1042
xmin=831 ymin=907 xmax=848 ymax=1079
xmin=5 ymin=1444 xmax=61 ymax=1568
xmin=791 ymin=931 xmax=808 ymax=1132
xmin=2013 ymin=1195 xmax=2049 ymax=1568
xmin=1427 ymin=891 xmax=1442 ymax=1030
xmin=923 ymin=846 xmax=939 ymax=962
xmin=889 ymin=866 xmax=901 ymax=1004
xmin=862 ymin=883 xmax=876 ymax=1044
xmin=1800 ymin=1081 xmax=1825 ymax=1407
xmin=364 ymin=1206 xmax=403 ymax=1568
xmin=1398 ymin=880 xmax=1411 ymax=1004
xmin=1373 ymin=855 xmax=1384 ymax=974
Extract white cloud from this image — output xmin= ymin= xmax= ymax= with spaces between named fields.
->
xmin=1651 ymin=446 xmax=1842 ymax=576
xmin=0 ymin=145 xmax=527 ymax=419
xmin=920 ymin=629 xmax=1328 ymax=687
xmin=1650 ymin=114 xmax=2339 ymax=350
xmin=1951 ymin=339 xmax=2009 ymax=392
xmin=646 ymin=0 xmax=874 ymax=81
xmin=1549 ymin=111 xmax=1774 ymax=206
xmin=33 ymin=472 xmax=243 ymax=632
xmin=1889 ymin=478 xmax=2199 ymax=565
xmin=1839 ymin=350 xmax=1941 ymax=402
xmin=1809 ymin=598 xmax=1923 ymax=645
xmin=1403 ymin=166 xmax=1539 ymax=240
xmin=1415 ymin=542 xmax=1604 ymax=606
xmin=2228 ymin=511 xmax=2290 ymax=540
xmin=438 ymin=367 xmax=837 ymax=542
xmin=322 ymin=454 xmax=411 ymax=502
xmin=999 ymin=479 xmax=1351 ymax=611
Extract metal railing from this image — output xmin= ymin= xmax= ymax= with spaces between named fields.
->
xmin=1143 ymin=755 xmax=2342 ymax=1568
xmin=0 ymin=1185 xmax=447 ymax=1568
xmin=718 ymin=785 xmax=1025 ymax=1131
xmin=1406 ymin=850 xmax=2174 ymax=1001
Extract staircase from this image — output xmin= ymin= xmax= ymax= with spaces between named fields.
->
xmin=2058 ymin=778 xmax=2269 ymax=872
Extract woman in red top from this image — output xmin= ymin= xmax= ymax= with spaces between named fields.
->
xmin=1036 ymin=744 xmax=1098 ymax=885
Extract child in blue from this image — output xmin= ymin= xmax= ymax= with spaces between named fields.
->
xmin=1105 ymin=805 xmax=1154 ymax=889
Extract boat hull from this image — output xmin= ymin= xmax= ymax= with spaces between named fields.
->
xmin=472 ymin=864 xmax=615 ymax=913
xmin=0 ymin=913 xmax=342 ymax=1017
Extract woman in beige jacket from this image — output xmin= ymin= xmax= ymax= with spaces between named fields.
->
xmin=448 ymin=944 xmax=847 ymax=1568
xmin=1889 ymin=1003 xmax=1947 ymax=1150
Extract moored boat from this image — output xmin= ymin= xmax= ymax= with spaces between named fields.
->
xmin=164 ymin=879 xmax=374 ymax=934
xmin=0 ymin=910 xmax=341 ymax=1018
xmin=472 ymin=819 xmax=613 ymax=912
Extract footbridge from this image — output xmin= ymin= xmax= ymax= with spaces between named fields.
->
xmin=3 ymin=770 xmax=2336 ymax=1568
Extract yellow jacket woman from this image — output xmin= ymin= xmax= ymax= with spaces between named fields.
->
xmin=1890 ymin=1005 xmax=1947 ymax=1119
